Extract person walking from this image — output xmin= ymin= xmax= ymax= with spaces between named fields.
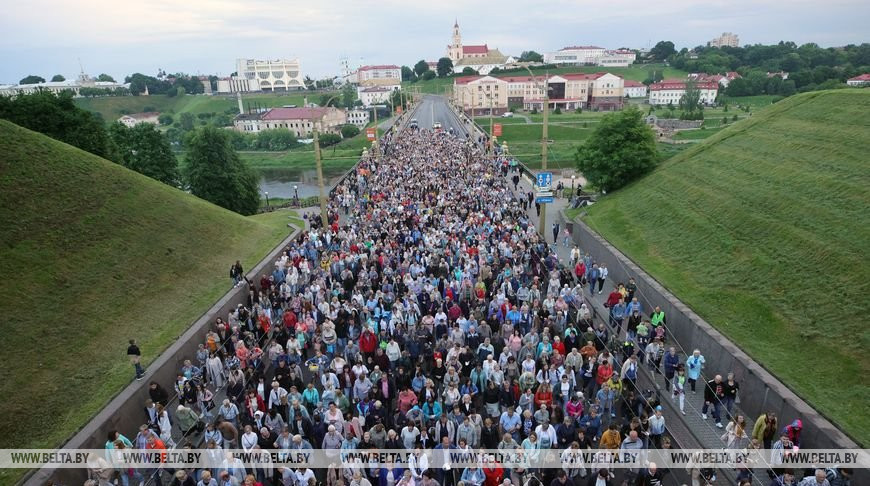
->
xmin=552 ymin=223 xmax=560 ymax=245
xmin=127 ymin=339 xmax=145 ymax=380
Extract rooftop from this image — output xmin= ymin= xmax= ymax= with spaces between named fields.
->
xmin=261 ymin=107 xmax=332 ymax=121
xmin=358 ymin=65 xmax=400 ymax=71
xmin=848 ymin=73 xmax=870 ymax=81
xmin=650 ymin=79 xmax=719 ymax=90
xmin=121 ymin=112 xmax=160 ymax=119
xmin=560 ymin=45 xmax=605 ymax=51
xmin=623 ymin=80 xmax=646 ymax=87
xmin=462 ymin=45 xmax=489 ymax=54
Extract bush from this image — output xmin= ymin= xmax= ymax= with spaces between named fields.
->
xmin=340 ymin=124 xmax=360 ymax=138
xmin=553 ymin=107 xmax=562 ymax=114
xmin=531 ymin=107 xmax=538 ymax=115
xmin=575 ymin=107 xmax=582 ymax=114
xmin=318 ymin=133 xmax=342 ymax=147
xmin=158 ymin=114 xmax=174 ymax=125
xmin=732 ymin=115 xmax=738 ymax=122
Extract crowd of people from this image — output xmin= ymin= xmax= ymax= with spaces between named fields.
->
xmin=93 ymin=113 xmax=851 ymax=486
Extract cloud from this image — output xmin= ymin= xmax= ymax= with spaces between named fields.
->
xmin=0 ymin=0 xmax=868 ymax=82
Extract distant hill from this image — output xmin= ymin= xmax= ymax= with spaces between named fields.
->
xmin=0 ymin=120 xmax=292 ymax=456
xmin=581 ymin=89 xmax=870 ymax=444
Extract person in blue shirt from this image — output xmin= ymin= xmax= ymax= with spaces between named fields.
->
xmin=460 ymin=466 xmax=485 ymax=486
xmin=499 ymin=406 xmax=522 ymax=442
xmin=663 ymin=347 xmax=681 ymax=391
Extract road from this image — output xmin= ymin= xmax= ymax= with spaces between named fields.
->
xmin=411 ymin=95 xmax=470 ymax=137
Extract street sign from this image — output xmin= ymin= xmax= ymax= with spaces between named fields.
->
xmin=396 ymin=106 xmax=403 ymax=114
xmin=535 ymin=190 xmax=554 ymax=197
xmin=493 ymin=123 xmax=502 ymax=136
xmin=366 ymin=127 xmax=376 ymax=141
xmin=536 ymin=172 xmax=553 ymax=189
xmin=536 ymin=196 xmax=554 ymax=204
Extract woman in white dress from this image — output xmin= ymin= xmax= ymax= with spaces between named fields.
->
xmin=206 ymin=353 xmax=225 ymax=388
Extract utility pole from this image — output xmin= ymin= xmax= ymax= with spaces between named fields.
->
xmin=539 ymin=71 xmax=549 ymax=236
xmin=313 ymin=94 xmax=340 ymax=229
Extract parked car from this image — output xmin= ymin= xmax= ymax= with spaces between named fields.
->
xmin=433 ymin=122 xmax=442 ymax=130
xmin=502 ymin=112 xmax=513 ymax=118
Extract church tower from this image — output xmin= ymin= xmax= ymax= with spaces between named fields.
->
xmin=447 ymin=20 xmax=463 ymax=63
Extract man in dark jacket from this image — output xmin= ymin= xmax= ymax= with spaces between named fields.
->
xmin=663 ymin=347 xmax=680 ymax=391
xmin=702 ymin=374 xmax=725 ymax=428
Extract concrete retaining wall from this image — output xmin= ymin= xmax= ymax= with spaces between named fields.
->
xmin=26 ymin=227 xmax=302 ymax=486
xmin=567 ymin=217 xmax=860 ymax=451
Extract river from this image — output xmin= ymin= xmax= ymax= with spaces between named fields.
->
xmin=257 ymin=167 xmax=349 ymax=199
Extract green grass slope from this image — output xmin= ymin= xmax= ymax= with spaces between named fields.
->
xmin=75 ymin=92 xmax=311 ymax=122
xmin=0 ymin=120 xmax=294 ymax=454
xmin=581 ymin=90 xmax=870 ymax=444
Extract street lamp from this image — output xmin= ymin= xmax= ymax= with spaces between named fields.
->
xmin=293 ymin=185 xmax=299 ymax=204
xmin=313 ymin=94 xmax=341 ymax=229
xmin=571 ymin=174 xmax=576 ymax=192
xmin=523 ymin=66 xmax=550 ymax=236
xmin=264 ymin=191 xmax=270 ymax=209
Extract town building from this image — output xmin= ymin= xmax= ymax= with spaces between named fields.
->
xmin=216 ymin=58 xmax=306 ymax=93
xmin=544 ymin=46 xmax=636 ymax=67
xmin=358 ymin=86 xmax=395 ymax=107
xmin=198 ymin=76 xmax=213 ymax=95
xmin=0 ymin=71 xmax=129 ymax=97
xmin=688 ymin=71 xmax=742 ymax=88
xmin=356 ymin=65 xmax=401 ymax=84
xmin=347 ymin=109 xmax=371 ymax=127
xmin=623 ymin=80 xmax=648 ymax=98
xmin=847 ymin=74 xmax=870 ymax=87
xmin=118 ymin=112 xmax=160 ymax=128
xmin=708 ymin=32 xmax=739 ymax=48
xmin=648 ymin=79 xmax=719 ymax=106
xmin=233 ymin=107 xmax=346 ymax=137
xmin=452 ymin=71 xmax=625 ymax=115
xmin=446 ymin=21 xmax=510 ymax=75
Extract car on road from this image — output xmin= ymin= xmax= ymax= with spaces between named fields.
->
xmin=502 ymin=112 xmax=513 ymax=118
xmin=433 ymin=122 xmax=442 ymax=130
xmin=410 ymin=118 xmax=418 ymax=128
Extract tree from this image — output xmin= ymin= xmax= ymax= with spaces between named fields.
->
xmin=0 ymin=91 xmax=112 ymax=159
xmin=51 ymin=74 xmax=66 ymax=82
xmin=679 ymin=81 xmax=704 ymax=120
xmin=650 ymin=41 xmax=676 ymax=61
xmin=401 ymin=66 xmax=415 ymax=82
xmin=158 ymin=114 xmax=174 ymax=125
xmin=341 ymin=84 xmax=356 ymax=109
xmin=318 ymin=133 xmax=342 ymax=147
xmin=19 ymin=75 xmax=45 ymax=84
xmin=183 ymin=126 xmax=260 ymax=215
xmin=575 ymin=108 xmax=658 ymax=192
xmin=109 ymin=122 xmax=179 ymax=185
xmin=341 ymin=124 xmax=360 ymax=138
xmin=461 ymin=67 xmax=479 ymax=75
xmin=97 ymin=73 xmax=116 ymax=82
xmin=255 ymin=129 xmax=298 ymax=150
xmin=413 ymin=60 xmax=430 ymax=78
xmin=519 ymin=51 xmax=544 ymax=63
xmin=179 ymin=112 xmax=196 ymax=131
xmin=422 ymin=71 xmax=436 ymax=81
xmin=436 ymin=57 xmax=454 ymax=78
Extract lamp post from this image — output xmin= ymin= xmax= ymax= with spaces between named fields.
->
xmin=524 ymin=67 xmax=550 ymax=236
xmin=313 ymin=94 xmax=340 ymax=229
xmin=264 ymin=191 xmax=270 ymax=210
xmin=571 ymin=174 xmax=576 ymax=192
xmin=293 ymin=185 xmax=299 ymax=205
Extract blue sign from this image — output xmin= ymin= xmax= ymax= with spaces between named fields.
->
xmin=536 ymin=172 xmax=552 ymax=188
xmin=536 ymin=196 xmax=554 ymax=204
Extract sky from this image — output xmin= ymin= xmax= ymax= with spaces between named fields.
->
xmin=1 ymin=0 xmax=868 ymax=84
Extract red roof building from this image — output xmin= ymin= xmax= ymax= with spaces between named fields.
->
xmin=462 ymin=45 xmax=489 ymax=55
xmin=847 ymin=73 xmax=870 ymax=86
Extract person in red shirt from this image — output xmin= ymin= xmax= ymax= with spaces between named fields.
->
xmin=596 ymin=361 xmax=614 ymax=387
xmin=359 ymin=326 xmax=378 ymax=359
xmin=482 ymin=458 xmax=504 ymax=486
xmin=534 ymin=383 xmax=553 ymax=410
xmin=605 ymin=289 xmax=622 ymax=308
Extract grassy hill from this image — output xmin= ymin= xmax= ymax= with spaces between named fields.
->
xmin=0 ymin=121 xmax=296 ymax=460
xmin=75 ymin=91 xmax=314 ymax=122
xmin=580 ymin=89 xmax=870 ymax=444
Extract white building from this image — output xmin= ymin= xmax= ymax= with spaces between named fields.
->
xmin=598 ymin=50 xmax=637 ymax=67
xmin=545 ymin=46 xmax=635 ymax=67
xmin=623 ymin=80 xmax=648 ymax=98
xmin=347 ymin=109 xmax=371 ymax=127
xmin=649 ymin=79 xmax=719 ymax=106
xmin=545 ymin=46 xmax=606 ymax=65
xmin=233 ymin=107 xmax=346 ymax=136
xmin=358 ymin=86 xmax=394 ymax=107
xmin=0 ymin=72 xmax=129 ymax=97
xmin=708 ymin=32 xmax=739 ymax=48
xmin=356 ymin=65 xmax=401 ymax=84
xmin=847 ymin=74 xmax=870 ymax=86
xmin=215 ymin=58 xmax=306 ymax=93
xmin=118 ymin=112 xmax=160 ymax=128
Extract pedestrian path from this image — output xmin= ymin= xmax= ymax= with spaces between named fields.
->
xmin=504 ymin=169 xmax=766 ymax=486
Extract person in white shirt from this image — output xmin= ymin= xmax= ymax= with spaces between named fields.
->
xmin=408 ymin=448 xmax=429 ymax=480
xmin=240 ymin=425 xmax=258 ymax=451
xmin=295 ymin=467 xmax=316 ymax=486
xmin=269 ymin=381 xmax=288 ymax=410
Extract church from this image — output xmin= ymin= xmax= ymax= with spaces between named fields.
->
xmin=446 ymin=21 xmax=511 ymax=75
